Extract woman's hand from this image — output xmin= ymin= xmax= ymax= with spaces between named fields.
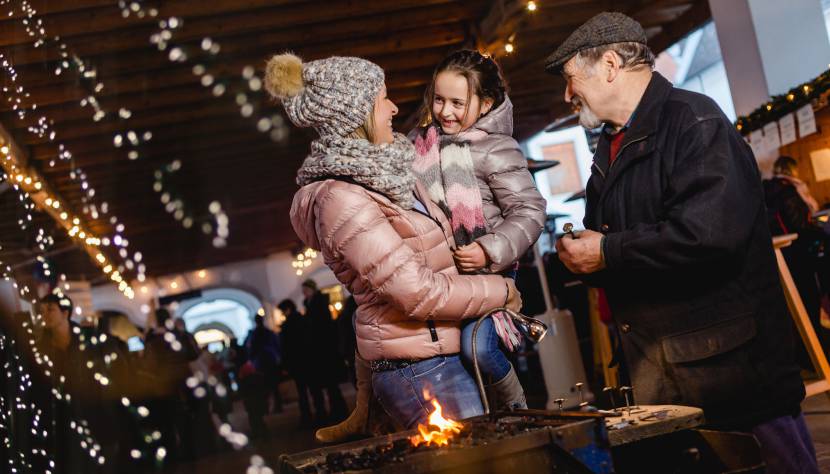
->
xmin=504 ymin=278 xmax=522 ymax=312
xmin=454 ymin=242 xmax=489 ymax=272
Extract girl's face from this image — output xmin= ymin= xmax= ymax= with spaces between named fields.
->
xmin=372 ymin=85 xmax=398 ymax=145
xmin=432 ymin=71 xmax=493 ymax=135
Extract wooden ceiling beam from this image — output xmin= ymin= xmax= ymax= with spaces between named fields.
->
xmin=12 ymin=2 xmax=467 ymax=91
xmin=28 ymin=114 xmax=317 ymax=161
xmin=2 ymin=23 xmax=464 ymax=113
xmin=16 ymin=79 xmax=425 ymax=147
xmin=0 ymin=0 xmax=458 ymax=62
xmin=37 ymin=125 xmax=278 ymax=170
xmin=6 ymin=66 xmax=435 ymax=130
xmin=1 ymin=0 xmax=117 ymax=21
xmin=47 ymin=141 xmax=290 ymax=185
xmin=0 ymin=0 xmax=416 ymax=48
xmin=648 ymin=0 xmax=711 ymax=53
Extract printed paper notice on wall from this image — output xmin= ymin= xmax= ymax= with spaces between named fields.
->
xmin=762 ymin=122 xmax=780 ymax=152
xmin=797 ymin=104 xmax=817 ymax=137
xmin=778 ymin=113 xmax=797 ymax=145
xmin=809 ymin=148 xmax=830 ymax=182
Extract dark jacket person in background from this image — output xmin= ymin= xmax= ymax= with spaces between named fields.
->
xmin=549 ymin=12 xmax=815 ymax=474
xmin=301 ymin=279 xmax=347 ymax=423
xmin=763 ymin=156 xmax=829 ymax=359
xmin=278 ymin=298 xmax=315 ymax=426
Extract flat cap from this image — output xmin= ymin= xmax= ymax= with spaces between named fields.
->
xmin=544 ymin=12 xmax=647 ymax=73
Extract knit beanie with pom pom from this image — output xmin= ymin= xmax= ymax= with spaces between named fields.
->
xmin=264 ymin=53 xmax=384 ymax=138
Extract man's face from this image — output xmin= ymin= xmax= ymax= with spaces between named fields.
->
xmin=562 ymin=56 xmax=606 ymax=130
xmin=40 ymin=302 xmax=67 ymax=329
xmin=302 ymin=286 xmax=314 ymax=299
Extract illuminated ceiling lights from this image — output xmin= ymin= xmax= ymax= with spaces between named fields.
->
xmin=0 ymin=146 xmax=135 ymax=299
xmin=291 ymin=248 xmax=317 ymax=276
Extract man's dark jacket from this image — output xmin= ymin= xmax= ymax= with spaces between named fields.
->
xmin=584 ymin=72 xmax=804 ymax=429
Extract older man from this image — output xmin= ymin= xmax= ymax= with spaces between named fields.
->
xmin=547 ymin=12 xmax=815 ymax=473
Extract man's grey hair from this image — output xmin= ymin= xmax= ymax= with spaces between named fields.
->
xmin=573 ymin=41 xmax=655 ymax=72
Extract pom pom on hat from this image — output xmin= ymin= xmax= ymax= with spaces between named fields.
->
xmin=265 ymin=53 xmax=305 ymax=99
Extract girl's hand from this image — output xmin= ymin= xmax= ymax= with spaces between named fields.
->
xmin=454 ymin=242 xmax=489 ymax=272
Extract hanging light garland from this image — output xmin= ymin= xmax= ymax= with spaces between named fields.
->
xmin=0 ymin=145 xmax=135 ymax=299
xmin=735 ymin=66 xmax=830 ymax=134
xmin=0 ymin=2 xmax=154 ymax=286
xmin=17 ymin=0 xmax=155 ymax=162
xmin=152 ymin=160 xmax=229 ymax=248
xmin=0 ymin=2 xmax=272 ymax=470
xmin=148 ymin=16 xmax=290 ymax=143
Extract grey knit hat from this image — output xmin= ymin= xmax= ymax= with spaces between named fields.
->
xmin=545 ymin=12 xmax=647 ymax=74
xmin=264 ymin=53 xmax=385 ymax=138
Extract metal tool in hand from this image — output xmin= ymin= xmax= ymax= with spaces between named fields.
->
xmin=563 ymin=222 xmax=578 ymax=239
xmin=472 ymin=307 xmax=548 ymax=414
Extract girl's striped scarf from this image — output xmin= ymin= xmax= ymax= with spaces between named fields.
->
xmin=413 ymin=125 xmax=522 ymax=352
xmin=412 ymin=125 xmax=488 ymax=247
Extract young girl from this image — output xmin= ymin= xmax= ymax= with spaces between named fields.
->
xmin=412 ymin=50 xmax=547 ymax=410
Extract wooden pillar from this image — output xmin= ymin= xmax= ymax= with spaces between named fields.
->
xmin=773 ymin=234 xmax=830 ymax=398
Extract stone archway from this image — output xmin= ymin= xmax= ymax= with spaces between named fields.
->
xmin=177 ymin=287 xmax=262 ymax=342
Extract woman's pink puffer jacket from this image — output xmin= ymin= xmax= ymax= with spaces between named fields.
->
xmin=290 ymin=179 xmax=508 ymax=361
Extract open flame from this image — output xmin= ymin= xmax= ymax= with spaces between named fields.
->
xmin=410 ymin=399 xmax=464 ymax=447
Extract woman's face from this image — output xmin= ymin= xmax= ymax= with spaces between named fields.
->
xmin=372 ymin=85 xmax=398 ymax=145
xmin=432 ymin=71 xmax=493 ymax=135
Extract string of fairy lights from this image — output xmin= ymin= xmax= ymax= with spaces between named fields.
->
xmin=7 ymin=2 xmax=153 ymax=283
xmin=0 ymin=146 xmax=136 ymax=299
xmin=18 ymin=0 xmax=155 ymax=162
xmin=153 ymin=159 xmax=230 ymax=249
xmin=1 ymin=0 xmax=272 ymax=466
xmin=0 ymin=0 xmax=174 ymax=468
xmin=149 ymin=14 xmax=290 ymax=144
xmin=0 ymin=50 xmax=144 ymax=295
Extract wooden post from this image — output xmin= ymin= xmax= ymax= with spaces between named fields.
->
xmin=772 ymin=234 xmax=830 ymax=398
xmin=587 ymin=287 xmax=619 ymax=388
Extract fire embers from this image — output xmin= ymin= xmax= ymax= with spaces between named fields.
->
xmin=410 ymin=399 xmax=464 ymax=447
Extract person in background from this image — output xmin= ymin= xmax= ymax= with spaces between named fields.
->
xmin=278 ymin=298 xmax=316 ymax=428
xmin=301 ymin=279 xmax=348 ymax=424
xmin=240 ymin=314 xmax=282 ymax=439
xmin=764 ymin=155 xmax=830 ymax=357
xmin=548 ymin=12 xmax=815 ymax=473
xmin=142 ymin=308 xmax=198 ymax=463
xmin=19 ymin=294 xmax=131 ymax=473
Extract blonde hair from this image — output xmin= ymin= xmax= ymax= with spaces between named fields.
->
xmin=349 ymin=98 xmax=377 ymax=142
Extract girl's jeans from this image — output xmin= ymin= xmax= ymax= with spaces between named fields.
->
xmin=460 ymin=266 xmax=518 ymax=384
xmin=372 ymin=354 xmax=483 ymax=429
xmin=461 ymin=316 xmax=512 ymax=383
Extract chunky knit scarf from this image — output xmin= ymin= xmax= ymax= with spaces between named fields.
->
xmin=297 ymin=133 xmax=417 ymax=209
xmin=412 ymin=125 xmax=488 ymax=246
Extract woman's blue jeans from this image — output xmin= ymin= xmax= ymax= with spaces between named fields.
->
xmin=461 ymin=316 xmax=512 ymax=383
xmin=372 ymin=355 xmax=483 ymax=429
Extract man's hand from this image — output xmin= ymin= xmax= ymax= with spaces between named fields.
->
xmin=555 ymin=229 xmax=607 ymax=274
xmin=454 ymin=242 xmax=489 ymax=272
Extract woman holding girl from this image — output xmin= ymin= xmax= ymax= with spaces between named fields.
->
xmin=265 ymin=53 xmax=522 ymax=436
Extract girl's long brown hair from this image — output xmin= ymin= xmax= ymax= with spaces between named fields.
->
xmin=419 ymin=50 xmax=508 ymax=128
